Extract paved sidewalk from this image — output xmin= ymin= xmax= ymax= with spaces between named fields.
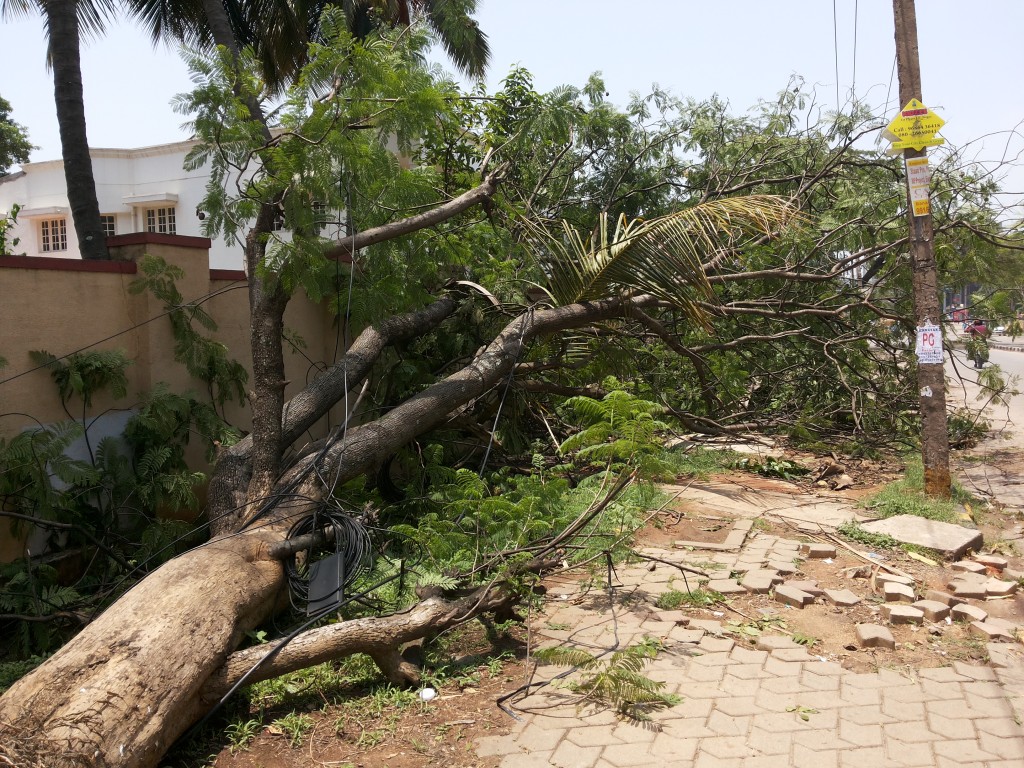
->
xmin=477 ymin=531 xmax=1024 ymax=768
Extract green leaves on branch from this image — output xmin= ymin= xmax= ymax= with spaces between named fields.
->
xmin=535 ymin=637 xmax=681 ymax=722
xmin=29 ymin=349 xmax=130 ymax=408
xmin=527 ymin=196 xmax=799 ymax=320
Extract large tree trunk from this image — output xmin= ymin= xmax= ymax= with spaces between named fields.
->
xmin=44 ymin=0 xmax=109 ymax=260
xmin=0 ymin=295 xmax=650 ymax=768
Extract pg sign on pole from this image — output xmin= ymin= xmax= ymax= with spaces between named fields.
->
xmin=915 ymin=322 xmax=944 ymax=365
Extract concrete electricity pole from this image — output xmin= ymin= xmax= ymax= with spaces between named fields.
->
xmin=892 ymin=0 xmax=951 ymax=498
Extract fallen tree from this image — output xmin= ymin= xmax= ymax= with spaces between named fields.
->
xmin=2 ymin=12 xmax=1019 ymax=768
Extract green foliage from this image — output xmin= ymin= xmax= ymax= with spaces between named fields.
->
xmin=0 ymin=561 xmax=80 ymax=655
xmin=130 ymin=255 xmax=248 ymax=412
xmin=0 ymin=203 xmax=20 ymax=255
xmin=730 ymin=456 xmax=810 ymax=480
xmin=389 ymin=470 xmax=655 ymax=583
xmin=861 ymin=459 xmax=959 ymax=524
xmin=535 ymin=637 xmax=681 ymax=722
xmin=654 ymin=587 xmax=723 ymax=610
xmin=0 ymin=655 xmax=45 ymax=693
xmin=29 ymin=349 xmax=131 ymax=409
xmin=225 ymin=717 xmax=263 ymax=754
xmin=0 ymin=95 xmax=32 ymax=175
xmin=273 ymin=711 xmax=314 ymax=747
xmin=948 ymin=408 xmax=989 ymax=449
xmin=559 ymin=390 xmax=673 ymax=478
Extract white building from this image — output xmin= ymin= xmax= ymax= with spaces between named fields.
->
xmin=0 ymin=140 xmax=244 ymax=270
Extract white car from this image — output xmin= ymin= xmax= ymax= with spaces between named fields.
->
xmin=994 ymin=326 xmax=1006 ymax=334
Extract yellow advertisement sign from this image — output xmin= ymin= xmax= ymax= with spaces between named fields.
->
xmin=906 ymin=157 xmax=931 ymax=217
xmin=884 ymin=99 xmax=946 ymax=151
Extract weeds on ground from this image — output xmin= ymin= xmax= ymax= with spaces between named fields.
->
xmin=655 ymin=587 xmax=723 ymax=610
xmin=663 ymin=446 xmax=741 ymax=478
xmin=860 ymin=457 xmax=975 ymax=525
xmin=535 ymin=637 xmax=681 ymax=723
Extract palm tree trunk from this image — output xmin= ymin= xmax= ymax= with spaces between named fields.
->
xmin=43 ymin=0 xmax=109 ymax=260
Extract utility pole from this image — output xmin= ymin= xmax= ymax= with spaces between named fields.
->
xmin=892 ymin=0 xmax=951 ymax=499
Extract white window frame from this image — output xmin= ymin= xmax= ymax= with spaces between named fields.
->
xmin=40 ymin=218 xmax=68 ymax=252
xmin=100 ymin=214 xmax=117 ymax=238
xmin=145 ymin=207 xmax=176 ymax=235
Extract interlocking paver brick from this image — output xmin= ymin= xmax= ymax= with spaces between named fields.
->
xmin=976 ymin=716 xmax=1024 ymax=737
xmin=550 ymin=740 xmax=603 ymax=768
xmin=706 ymin=710 xmax=751 ymax=737
xmin=911 ymin=599 xmax=950 ymax=621
xmin=881 ymin=720 xmax=938 ymax=743
xmin=699 ymin=735 xmax=757 ymax=759
xmin=978 ymin=731 xmax=1024 ymax=760
xmin=762 ymin=656 xmax=804 ymax=677
xmin=755 ymin=635 xmax=800 ymax=652
xmin=986 ymin=578 xmax=1018 ymax=597
xmin=599 ymin=743 xmax=654 ymax=766
xmin=791 ymin=743 xmax=838 ymax=768
xmin=840 ymin=704 xmax=896 ymax=725
xmin=918 ymin=678 xmax=965 ymax=700
xmin=925 ymin=711 xmax=977 ymax=740
xmin=566 ymin=726 xmax=623 ymax=748
xmin=884 ymin=739 xmax=935 ymax=767
xmin=741 ymin=755 xmax=793 ymax=768
xmin=950 ymin=663 xmax=999 ymax=684
xmin=699 ymin=636 xmax=736 ymax=653
xmin=775 ymin=584 xmax=814 ymax=608
xmin=839 ymin=747 xmax=887 ymax=768
xmin=879 ymin=696 xmax=925 ymax=721
xmin=746 ymin=726 xmax=792 ymax=755
xmin=729 ymin=646 xmax=768 ymax=664
xmin=823 ymin=588 xmax=861 ymax=607
xmin=918 ymin=666 xmax=970 ymax=682
xmin=855 ymin=624 xmax=895 ymax=649
xmin=648 ymin=734 xmax=699 ymax=760
xmin=693 ymin=650 xmax=734 ymax=666
xmin=499 ymin=753 xmax=558 ymax=768
xmin=931 ymin=738 xmax=1000 ymax=762
xmin=969 ymin=620 xmax=1014 ymax=641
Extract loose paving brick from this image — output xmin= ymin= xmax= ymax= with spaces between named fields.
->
xmin=800 ymin=542 xmax=837 ymax=558
xmin=952 ymin=560 xmax=989 ymax=574
xmin=774 ymin=584 xmax=815 ymax=608
xmin=974 ymin=553 xmax=1009 ymax=571
xmin=883 ymin=581 xmax=916 ymax=603
xmin=951 ymin=603 xmax=989 ymax=623
xmin=881 ymin=604 xmax=925 ymax=624
xmin=756 ymin=634 xmax=801 ymax=652
xmin=970 ymin=620 xmax=1015 ymax=642
xmin=950 ymin=580 xmax=989 ymax=599
xmin=823 ymin=588 xmax=861 ymax=607
xmin=785 ymin=579 xmax=824 ymax=596
xmin=986 ymin=578 xmax=1018 ymax=597
xmin=856 ymin=623 xmax=896 ymax=649
xmin=874 ymin=572 xmax=915 ymax=587
xmin=706 ymin=578 xmax=748 ymax=595
xmin=925 ymin=589 xmax=965 ymax=606
xmin=911 ymin=599 xmax=951 ymax=621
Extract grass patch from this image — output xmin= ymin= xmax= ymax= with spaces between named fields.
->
xmin=860 ymin=457 xmax=971 ymax=525
xmin=836 ymin=521 xmax=943 ymax=561
xmin=663 ymin=446 xmax=740 ymax=478
xmin=655 ymin=587 xmax=723 ymax=610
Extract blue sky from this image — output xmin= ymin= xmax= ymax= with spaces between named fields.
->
xmin=2 ymin=1 xmax=1022 ymax=210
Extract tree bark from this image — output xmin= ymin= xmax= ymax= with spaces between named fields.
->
xmin=44 ymin=0 xmax=108 ymax=260
xmin=0 ymin=294 xmax=658 ymax=768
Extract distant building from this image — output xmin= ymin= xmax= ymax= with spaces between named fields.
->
xmin=0 ymin=140 xmax=243 ymax=269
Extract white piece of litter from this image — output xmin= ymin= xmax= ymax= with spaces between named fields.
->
xmin=419 ymin=687 xmax=437 ymax=701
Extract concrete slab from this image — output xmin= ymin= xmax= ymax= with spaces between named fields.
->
xmin=858 ymin=515 xmax=983 ymax=559
xmin=856 ymin=623 xmax=895 ymax=649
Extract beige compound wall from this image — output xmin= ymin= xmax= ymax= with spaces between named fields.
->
xmin=0 ymin=233 xmax=343 ymax=560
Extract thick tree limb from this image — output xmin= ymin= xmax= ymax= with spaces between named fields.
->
xmin=322 ymin=171 xmax=503 ymax=262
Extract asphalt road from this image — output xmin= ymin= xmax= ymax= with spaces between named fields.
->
xmin=947 ymin=336 xmax=1024 ymax=452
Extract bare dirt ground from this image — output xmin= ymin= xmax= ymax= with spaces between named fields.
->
xmin=174 ymin=439 xmax=1024 ymax=768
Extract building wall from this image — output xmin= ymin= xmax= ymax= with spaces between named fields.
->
xmin=0 ymin=234 xmax=343 ymax=561
xmin=0 ymin=141 xmax=246 ymax=270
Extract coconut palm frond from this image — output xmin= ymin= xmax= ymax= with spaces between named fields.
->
xmin=527 ymin=195 xmax=799 ymax=325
